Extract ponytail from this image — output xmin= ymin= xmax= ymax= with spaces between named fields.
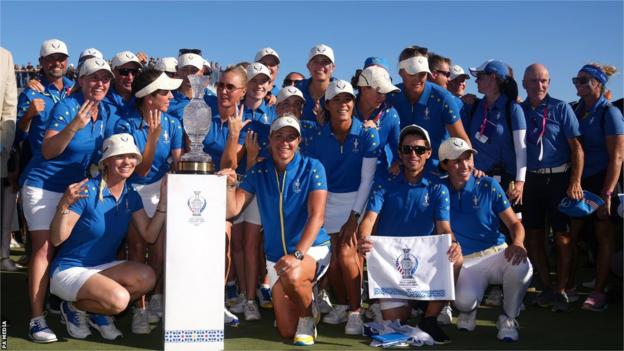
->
xmin=350 ymin=69 xmax=363 ymax=91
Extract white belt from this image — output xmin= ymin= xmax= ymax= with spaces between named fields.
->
xmin=530 ymin=163 xmax=569 ymax=175
xmin=464 ymin=243 xmax=508 ymax=260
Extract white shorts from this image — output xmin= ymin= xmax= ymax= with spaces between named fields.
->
xmin=266 ymin=245 xmax=331 ymax=288
xmin=233 ymin=196 xmax=261 ymax=225
xmin=133 ymin=180 xmax=162 ymax=217
xmin=21 ymin=186 xmax=63 ymax=231
xmin=379 ymin=299 xmax=410 ymax=311
xmin=50 ymin=260 xmax=125 ymax=302
xmin=324 ymin=191 xmax=357 ymax=233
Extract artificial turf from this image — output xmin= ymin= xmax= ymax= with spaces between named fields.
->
xmin=2 ymin=249 xmax=622 ymax=350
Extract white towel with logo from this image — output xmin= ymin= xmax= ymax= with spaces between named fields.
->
xmin=367 ymin=235 xmax=455 ymax=301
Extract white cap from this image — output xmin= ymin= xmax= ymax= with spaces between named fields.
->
xmin=247 ymin=62 xmax=271 ymax=81
xmin=40 ymin=39 xmax=68 ymax=58
xmin=79 ymin=48 xmax=103 ymax=61
xmin=111 ymin=51 xmax=141 ymax=70
xmin=135 ymin=72 xmax=182 ymax=98
xmin=276 ymin=86 xmax=305 ymax=104
xmin=399 ymin=56 xmax=431 ymax=75
xmin=177 ymin=53 xmax=204 ymax=70
xmin=270 ymin=116 xmax=301 ymax=135
xmin=358 ymin=66 xmax=400 ymax=94
xmin=79 ymin=58 xmax=113 ymax=78
xmin=438 ymin=137 xmax=478 ymax=162
xmin=155 ymin=57 xmax=178 ymax=73
xmin=325 ymin=79 xmax=355 ymax=101
xmin=449 ymin=64 xmax=470 ymax=81
xmin=99 ymin=133 xmax=142 ymax=168
xmin=308 ymin=44 xmax=335 ymax=64
xmin=399 ymin=124 xmax=431 ymax=148
xmin=255 ymin=47 xmax=280 ymax=63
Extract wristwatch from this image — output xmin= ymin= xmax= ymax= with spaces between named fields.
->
xmin=293 ymin=250 xmax=304 ymax=260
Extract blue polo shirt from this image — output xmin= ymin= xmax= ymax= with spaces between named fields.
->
xmin=574 ymin=96 xmax=624 ymax=177
xmin=367 ymin=168 xmax=450 ymax=236
xmin=167 ymin=89 xmax=218 ymax=124
xmin=202 ymin=111 xmax=251 ymax=172
xmin=102 ymin=87 xmax=136 ymax=119
xmin=305 ymin=118 xmax=380 ymax=193
xmin=387 ymin=81 xmax=461 ymax=170
xmin=354 ymin=102 xmax=401 ymax=170
xmin=50 ymin=177 xmax=143 ymax=273
xmin=20 ymin=92 xmax=118 ymax=192
xmin=16 ymin=76 xmax=74 ymax=154
xmin=245 ymin=100 xmax=278 ymax=125
xmin=114 ymin=109 xmax=183 ymax=185
xmin=240 ymin=152 xmax=330 ymax=262
xmin=444 ymin=175 xmax=509 ymax=256
xmin=521 ymin=95 xmax=581 ymax=170
xmin=465 ymin=95 xmax=526 ymax=175
xmin=296 ymin=78 xmax=334 ymax=122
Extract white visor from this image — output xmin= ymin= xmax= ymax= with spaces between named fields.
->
xmin=135 ymin=72 xmax=183 ymax=98
xmin=399 ymin=56 xmax=431 ymax=75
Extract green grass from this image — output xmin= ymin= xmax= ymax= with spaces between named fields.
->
xmin=2 ymin=249 xmax=622 ymax=350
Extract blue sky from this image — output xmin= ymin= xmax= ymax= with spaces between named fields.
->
xmin=1 ymin=1 xmax=622 ymax=102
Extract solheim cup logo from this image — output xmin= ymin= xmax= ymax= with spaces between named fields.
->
xmin=395 ymin=248 xmax=418 ymax=286
xmin=187 ymin=191 xmax=207 ymax=225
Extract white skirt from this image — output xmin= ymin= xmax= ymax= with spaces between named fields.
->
xmin=324 ymin=191 xmax=357 ymax=234
xmin=21 ymin=185 xmax=64 ymax=231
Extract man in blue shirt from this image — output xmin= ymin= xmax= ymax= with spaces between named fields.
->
xmin=520 ymin=64 xmax=584 ymax=312
xmin=357 ymin=125 xmax=462 ymax=345
xmin=103 ymin=51 xmax=143 ymax=118
xmin=438 ymin=137 xmax=532 ymax=342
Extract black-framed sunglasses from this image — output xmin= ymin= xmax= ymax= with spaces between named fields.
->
xmin=282 ymin=78 xmax=303 ymax=87
xmin=400 ymin=145 xmax=430 ymax=155
xmin=179 ymin=48 xmax=202 ymax=56
xmin=572 ymin=77 xmax=591 ymax=85
xmin=435 ymin=70 xmax=451 ymax=78
xmin=117 ymin=68 xmax=141 ymax=77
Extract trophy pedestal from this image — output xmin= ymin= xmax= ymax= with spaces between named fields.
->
xmin=177 ymin=160 xmax=214 ymax=175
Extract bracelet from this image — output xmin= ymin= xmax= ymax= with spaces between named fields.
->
xmin=57 ymin=206 xmax=70 ymax=215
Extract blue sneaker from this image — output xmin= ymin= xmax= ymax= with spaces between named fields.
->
xmin=89 ymin=314 xmax=122 ymax=340
xmin=60 ymin=301 xmax=91 ymax=339
xmin=257 ymin=285 xmax=273 ymax=308
xmin=225 ymin=282 xmax=238 ymax=306
xmin=28 ymin=315 xmax=57 ymax=343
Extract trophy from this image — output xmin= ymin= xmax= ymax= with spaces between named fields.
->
xmin=177 ymin=75 xmax=214 ymax=174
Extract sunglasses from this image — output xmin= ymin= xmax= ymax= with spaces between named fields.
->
xmin=117 ymin=68 xmax=140 ymax=77
xmin=217 ymin=82 xmax=244 ymax=93
xmin=400 ymin=145 xmax=430 ymax=155
xmin=179 ymin=48 xmax=202 ymax=56
xmin=283 ymin=78 xmax=303 ymax=87
xmin=435 ymin=70 xmax=451 ymax=78
xmin=572 ymin=77 xmax=591 ymax=85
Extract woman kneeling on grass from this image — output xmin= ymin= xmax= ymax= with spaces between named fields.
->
xmin=49 ymin=133 xmax=167 ymax=340
xmin=221 ymin=115 xmax=331 ymax=346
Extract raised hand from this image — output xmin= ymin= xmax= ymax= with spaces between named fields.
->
xmin=59 ymin=178 xmax=89 ymax=209
xmin=69 ymin=100 xmax=96 ymax=132
xmin=147 ymin=109 xmax=162 ymax=141
xmin=228 ymin=103 xmax=251 ymax=137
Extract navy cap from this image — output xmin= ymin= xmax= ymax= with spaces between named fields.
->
xmin=558 ymin=191 xmax=605 ymax=218
xmin=469 ymin=59 xmax=510 ymax=80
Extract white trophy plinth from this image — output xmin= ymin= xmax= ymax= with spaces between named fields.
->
xmin=164 ymin=174 xmax=225 ymax=351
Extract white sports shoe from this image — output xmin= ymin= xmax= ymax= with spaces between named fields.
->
xmin=224 ymin=307 xmax=240 ymax=327
xmin=364 ymin=303 xmax=384 ymax=322
xmin=293 ymin=316 xmax=316 ymax=346
xmin=457 ymin=309 xmax=477 ymax=331
xmin=315 ymin=288 xmax=333 ymax=314
xmin=485 ymin=286 xmax=503 ymax=306
xmin=229 ymin=293 xmax=246 ymax=314
xmin=88 ymin=314 xmax=123 ymax=340
xmin=496 ymin=314 xmax=519 ymax=342
xmin=28 ymin=315 xmax=58 ymax=343
xmin=131 ymin=308 xmax=151 ymax=334
xmin=345 ymin=311 xmax=363 ymax=335
xmin=60 ymin=301 xmax=91 ymax=339
xmin=244 ymin=301 xmax=261 ymax=321
xmin=436 ymin=304 xmax=453 ymax=325
xmin=148 ymin=294 xmax=163 ymax=323
xmin=322 ymin=304 xmax=348 ymax=324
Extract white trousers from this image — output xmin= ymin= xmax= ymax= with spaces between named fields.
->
xmin=454 ymin=246 xmax=532 ymax=318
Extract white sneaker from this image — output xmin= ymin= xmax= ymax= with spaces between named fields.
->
xmin=436 ymin=304 xmax=453 ymax=325
xmin=496 ymin=314 xmax=519 ymax=342
xmin=60 ymin=301 xmax=91 ymax=339
xmin=364 ymin=303 xmax=383 ymax=322
xmin=345 ymin=311 xmax=363 ymax=335
xmin=224 ymin=307 xmax=240 ymax=327
xmin=257 ymin=285 xmax=273 ymax=308
xmin=315 ymin=288 xmax=333 ymax=314
xmin=229 ymin=293 xmax=246 ymax=314
xmin=28 ymin=315 xmax=58 ymax=343
xmin=88 ymin=314 xmax=122 ymax=340
xmin=147 ymin=294 xmax=163 ymax=323
xmin=457 ymin=309 xmax=477 ymax=331
xmin=293 ymin=316 xmax=316 ymax=346
xmin=244 ymin=300 xmax=261 ymax=321
xmin=485 ymin=286 xmax=503 ymax=306
xmin=322 ymin=304 xmax=348 ymax=324
xmin=131 ymin=308 xmax=151 ymax=334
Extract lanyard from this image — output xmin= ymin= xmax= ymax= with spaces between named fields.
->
xmin=536 ymin=106 xmax=548 ymax=162
xmin=479 ymin=101 xmax=490 ymax=135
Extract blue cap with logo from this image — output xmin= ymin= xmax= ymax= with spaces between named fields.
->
xmin=469 ymin=59 xmax=510 ymax=80
xmin=558 ymin=190 xmax=605 ymax=218
xmin=364 ymin=57 xmax=390 ymax=72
